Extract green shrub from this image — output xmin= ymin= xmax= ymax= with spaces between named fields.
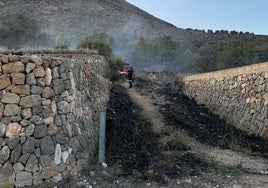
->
xmin=107 ymin=57 xmax=124 ymax=82
xmin=54 ymin=44 xmax=69 ymax=50
xmin=77 ymin=37 xmax=112 ymax=58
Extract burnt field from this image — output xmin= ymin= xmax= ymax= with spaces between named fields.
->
xmin=103 ymin=77 xmax=268 ymax=187
xmin=105 ymin=85 xmax=210 ymax=183
xmin=135 ymin=77 xmax=268 ymax=159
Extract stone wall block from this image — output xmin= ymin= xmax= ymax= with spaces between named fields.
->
xmin=6 ymin=137 xmax=20 ymax=150
xmin=22 ymin=137 xmax=35 ymax=154
xmin=25 ymin=124 xmax=35 ymax=136
xmin=11 ymin=72 xmax=25 ymax=85
xmin=45 ymin=67 xmax=52 ymax=86
xmin=34 ymin=125 xmax=48 ymax=138
xmin=0 ymin=56 xmax=9 ymax=64
xmin=8 ymin=56 xmax=20 ymax=62
xmin=2 ymin=62 xmax=25 ymax=73
xmin=40 ymin=136 xmax=55 ymax=155
xmin=29 ymin=56 xmax=43 ymax=66
xmin=0 ymin=161 xmax=15 ymax=188
xmin=33 ymin=67 xmax=45 ymax=78
xmin=53 ymin=79 xmax=65 ymax=95
xmin=42 ymin=165 xmax=58 ymax=179
xmin=1 ymin=92 xmax=20 ymax=104
xmin=26 ymin=73 xmax=36 ymax=85
xmin=54 ymin=144 xmax=62 ymax=165
xmin=25 ymin=154 xmax=38 ymax=172
xmin=11 ymin=85 xmax=30 ymax=95
xmin=21 ymin=108 xmax=32 ymax=120
xmin=10 ymin=143 xmax=22 ymax=163
xmin=15 ymin=171 xmax=33 ymax=187
xmin=31 ymin=86 xmax=44 ymax=95
xmin=0 ymin=74 xmax=11 ymax=90
xmin=6 ymin=122 xmax=22 ymax=138
xmin=42 ymin=87 xmax=55 ymax=99
xmin=0 ymin=122 xmax=6 ymax=137
xmin=0 ymin=146 xmax=10 ymax=164
xmin=20 ymin=95 xmax=42 ymax=108
xmin=57 ymin=101 xmax=70 ymax=114
xmin=0 ymin=102 xmax=4 ymax=119
xmin=26 ymin=63 xmax=36 ymax=74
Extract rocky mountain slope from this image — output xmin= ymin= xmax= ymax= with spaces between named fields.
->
xmin=1 ymin=0 xmax=265 ymax=48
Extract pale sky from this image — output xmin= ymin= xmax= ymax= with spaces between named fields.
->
xmin=125 ymin=0 xmax=268 ymax=35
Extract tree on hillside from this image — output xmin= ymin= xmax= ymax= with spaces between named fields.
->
xmin=216 ymin=40 xmax=259 ymax=69
xmin=130 ymin=36 xmax=196 ymax=72
xmin=77 ymin=36 xmax=112 ymax=58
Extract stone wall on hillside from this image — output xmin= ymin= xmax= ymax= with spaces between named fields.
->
xmin=175 ymin=62 xmax=268 ymax=140
xmin=0 ymin=54 xmax=111 ymax=187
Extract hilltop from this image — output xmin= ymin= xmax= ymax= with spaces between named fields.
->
xmin=1 ymin=0 xmax=266 ymax=47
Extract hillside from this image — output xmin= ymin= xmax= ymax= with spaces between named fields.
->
xmin=0 ymin=0 xmax=185 ymax=47
xmin=1 ymin=0 xmax=266 ymax=47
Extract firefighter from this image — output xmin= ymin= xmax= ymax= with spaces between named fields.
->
xmin=127 ymin=68 xmax=133 ymax=88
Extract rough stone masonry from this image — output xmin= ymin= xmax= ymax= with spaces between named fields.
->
xmin=175 ymin=62 xmax=268 ymax=140
xmin=0 ymin=54 xmax=111 ymax=187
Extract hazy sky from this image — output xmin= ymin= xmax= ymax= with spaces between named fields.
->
xmin=125 ymin=0 xmax=268 ymax=35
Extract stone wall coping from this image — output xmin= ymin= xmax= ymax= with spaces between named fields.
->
xmin=178 ymin=62 xmax=268 ymax=81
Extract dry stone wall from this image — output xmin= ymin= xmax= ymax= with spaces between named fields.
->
xmin=0 ymin=54 xmax=111 ymax=187
xmin=175 ymin=62 xmax=268 ymax=140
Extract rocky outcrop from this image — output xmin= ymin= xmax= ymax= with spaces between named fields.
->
xmin=175 ymin=62 xmax=268 ymax=140
xmin=0 ymin=54 xmax=111 ymax=187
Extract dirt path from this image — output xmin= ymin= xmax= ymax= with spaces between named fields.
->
xmin=126 ymin=85 xmax=268 ymax=187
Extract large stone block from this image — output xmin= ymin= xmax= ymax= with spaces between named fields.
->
xmin=2 ymin=61 xmax=25 ymax=73
xmin=57 ymin=101 xmax=70 ymax=114
xmin=0 ymin=161 xmax=15 ymax=188
xmin=11 ymin=85 xmax=30 ymax=95
xmin=34 ymin=125 xmax=48 ymax=138
xmin=0 ymin=56 xmax=9 ymax=64
xmin=42 ymin=87 xmax=55 ymax=99
xmin=6 ymin=136 xmax=20 ymax=149
xmin=25 ymin=63 xmax=36 ymax=73
xmin=22 ymin=137 xmax=35 ymax=154
xmin=53 ymin=79 xmax=65 ymax=95
xmin=15 ymin=171 xmax=33 ymax=187
xmin=25 ymin=154 xmax=38 ymax=172
xmin=0 ymin=74 xmax=11 ymax=90
xmin=42 ymin=165 xmax=58 ymax=179
xmin=11 ymin=72 xmax=25 ymax=85
xmin=29 ymin=56 xmax=43 ymax=66
xmin=6 ymin=122 xmax=22 ymax=138
xmin=20 ymin=94 xmax=42 ymax=108
xmin=1 ymin=93 xmax=20 ymax=104
xmin=33 ymin=67 xmax=45 ymax=78
xmin=4 ymin=104 xmax=21 ymax=116
xmin=10 ymin=144 xmax=22 ymax=163
xmin=0 ymin=146 xmax=10 ymax=164
xmin=40 ymin=155 xmax=52 ymax=167
xmin=31 ymin=86 xmax=44 ymax=95
xmin=40 ymin=136 xmax=55 ymax=155
xmin=21 ymin=108 xmax=32 ymax=119
xmin=26 ymin=73 xmax=36 ymax=85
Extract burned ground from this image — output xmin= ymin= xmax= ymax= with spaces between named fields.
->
xmin=105 ymin=85 xmax=210 ymax=183
xmin=135 ymin=77 xmax=268 ymax=158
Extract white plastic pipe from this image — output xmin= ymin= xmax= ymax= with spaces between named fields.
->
xmin=98 ymin=111 xmax=106 ymax=164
